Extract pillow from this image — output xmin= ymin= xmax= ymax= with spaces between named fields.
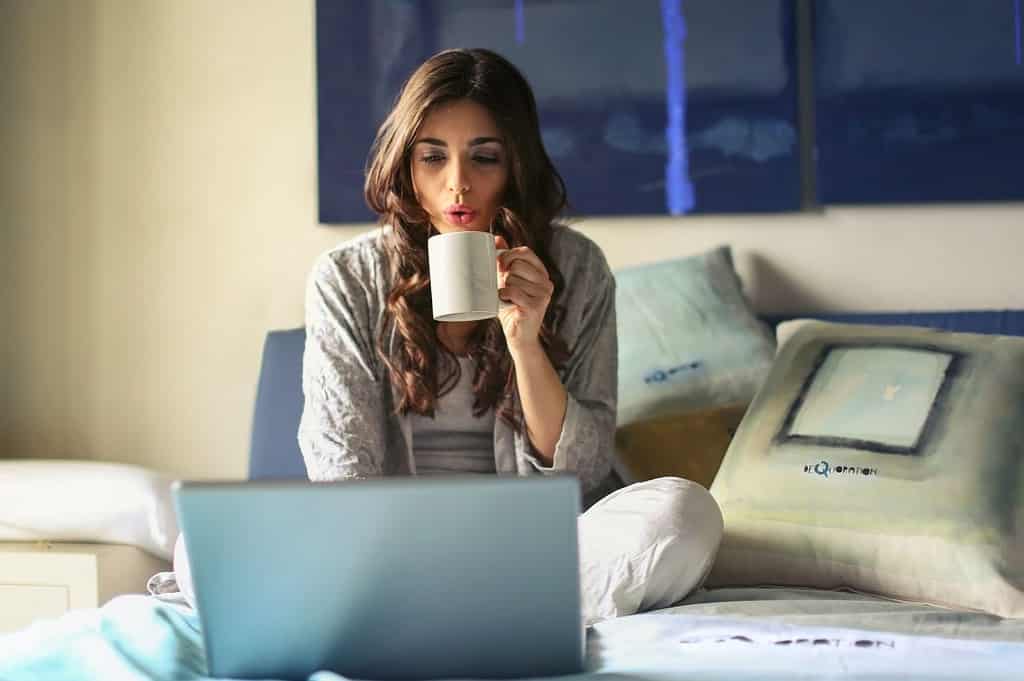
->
xmin=775 ymin=317 xmax=813 ymax=352
xmin=578 ymin=477 xmax=723 ymax=626
xmin=0 ymin=460 xmax=179 ymax=560
xmin=708 ymin=320 xmax=1024 ymax=617
xmin=614 ymin=245 xmax=775 ymax=428
xmin=614 ymin=403 xmax=748 ymax=489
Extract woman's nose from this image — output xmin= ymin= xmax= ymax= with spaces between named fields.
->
xmin=447 ymin=162 xmax=469 ymax=195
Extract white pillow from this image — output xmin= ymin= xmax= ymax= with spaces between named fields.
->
xmin=0 ymin=460 xmax=179 ymax=560
xmin=578 ymin=477 xmax=723 ymax=626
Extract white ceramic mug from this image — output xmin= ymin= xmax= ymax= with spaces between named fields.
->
xmin=428 ymin=231 xmax=507 ymax=322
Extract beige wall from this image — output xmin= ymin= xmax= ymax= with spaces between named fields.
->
xmin=2 ymin=1 xmax=1021 ymax=480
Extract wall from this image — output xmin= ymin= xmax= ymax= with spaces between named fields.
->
xmin=2 ymin=0 xmax=1020 ymax=479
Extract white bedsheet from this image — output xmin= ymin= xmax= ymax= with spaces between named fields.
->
xmin=588 ymin=610 xmax=1024 ymax=680
xmin=2 ymin=589 xmax=1023 ymax=681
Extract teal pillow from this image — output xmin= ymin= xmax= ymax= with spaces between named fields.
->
xmin=614 ymin=246 xmax=775 ymax=427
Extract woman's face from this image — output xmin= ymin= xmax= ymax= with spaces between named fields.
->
xmin=410 ymin=98 xmax=509 ymax=234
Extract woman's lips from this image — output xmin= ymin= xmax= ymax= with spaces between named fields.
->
xmin=443 ymin=205 xmax=477 ymax=226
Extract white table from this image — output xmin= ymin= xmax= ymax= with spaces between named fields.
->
xmin=0 ymin=541 xmax=170 ymax=634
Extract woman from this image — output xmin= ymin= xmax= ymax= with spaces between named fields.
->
xmin=297 ymin=48 xmax=722 ymax=623
xmin=174 ymin=48 xmax=721 ymax=624
xmin=300 ymin=48 xmax=619 ymax=502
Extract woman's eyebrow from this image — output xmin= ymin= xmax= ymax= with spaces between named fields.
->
xmin=412 ymin=137 xmax=504 ymax=147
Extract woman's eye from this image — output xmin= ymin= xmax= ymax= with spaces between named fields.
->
xmin=473 ymin=155 xmax=500 ymax=165
xmin=420 ymin=154 xmax=445 ymax=165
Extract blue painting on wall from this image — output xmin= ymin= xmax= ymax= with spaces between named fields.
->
xmin=814 ymin=0 xmax=1024 ymax=205
xmin=316 ymin=0 xmax=802 ymax=223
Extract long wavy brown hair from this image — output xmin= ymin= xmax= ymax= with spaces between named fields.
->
xmin=364 ymin=48 xmax=570 ymax=427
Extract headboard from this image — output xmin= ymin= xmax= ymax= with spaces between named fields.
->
xmin=249 ymin=329 xmax=306 ymax=480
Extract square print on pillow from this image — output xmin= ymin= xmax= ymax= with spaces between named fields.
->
xmin=780 ymin=344 xmax=960 ymax=455
xmin=708 ymin=320 xmax=1024 ymax=617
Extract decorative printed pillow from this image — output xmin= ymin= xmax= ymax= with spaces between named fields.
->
xmin=614 ymin=246 xmax=775 ymax=428
xmin=708 ymin=320 xmax=1024 ymax=617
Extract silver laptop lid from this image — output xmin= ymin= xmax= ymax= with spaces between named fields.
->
xmin=173 ymin=476 xmax=583 ymax=681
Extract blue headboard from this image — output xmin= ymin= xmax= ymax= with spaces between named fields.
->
xmin=249 ymin=310 xmax=1024 ymax=481
xmin=249 ymin=329 xmax=307 ymax=480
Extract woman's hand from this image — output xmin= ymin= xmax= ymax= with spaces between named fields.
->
xmin=495 ymin=235 xmax=554 ymax=355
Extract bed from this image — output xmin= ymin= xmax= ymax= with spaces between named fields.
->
xmin=2 ymin=308 xmax=1024 ymax=681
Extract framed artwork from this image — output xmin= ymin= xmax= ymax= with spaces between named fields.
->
xmin=814 ymin=0 xmax=1024 ymax=204
xmin=316 ymin=0 xmax=802 ymax=222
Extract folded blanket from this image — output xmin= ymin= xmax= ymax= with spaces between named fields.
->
xmin=0 ymin=596 xmax=342 ymax=681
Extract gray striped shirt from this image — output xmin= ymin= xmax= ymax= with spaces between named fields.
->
xmin=411 ymin=356 xmax=497 ymax=476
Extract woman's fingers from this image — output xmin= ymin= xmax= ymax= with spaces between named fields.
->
xmin=502 ymin=273 xmax=552 ymax=300
xmin=499 ymin=246 xmax=548 ymax=277
xmin=505 ymin=260 xmax=551 ymax=286
xmin=499 ymin=284 xmax=534 ymax=309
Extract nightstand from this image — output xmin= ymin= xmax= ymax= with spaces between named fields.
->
xmin=0 ymin=542 xmax=170 ymax=634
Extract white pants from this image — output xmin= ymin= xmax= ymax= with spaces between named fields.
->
xmin=577 ymin=476 xmax=723 ymax=625
xmin=172 ymin=476 xmax=723 ymax=625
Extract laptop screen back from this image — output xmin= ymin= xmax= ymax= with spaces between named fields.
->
xmin=174 ymin=476 xmax=583 ymax=680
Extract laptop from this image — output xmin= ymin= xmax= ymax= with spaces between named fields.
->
xmin=172 ymin=476 xmax=584 ymax=681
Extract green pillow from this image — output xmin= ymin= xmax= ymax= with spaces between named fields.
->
xmin=709 ymin=319 xmax=1024 ymax=617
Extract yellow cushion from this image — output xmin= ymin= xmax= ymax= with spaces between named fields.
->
xmin=614 ymin=404 xmax=748 ymax=489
